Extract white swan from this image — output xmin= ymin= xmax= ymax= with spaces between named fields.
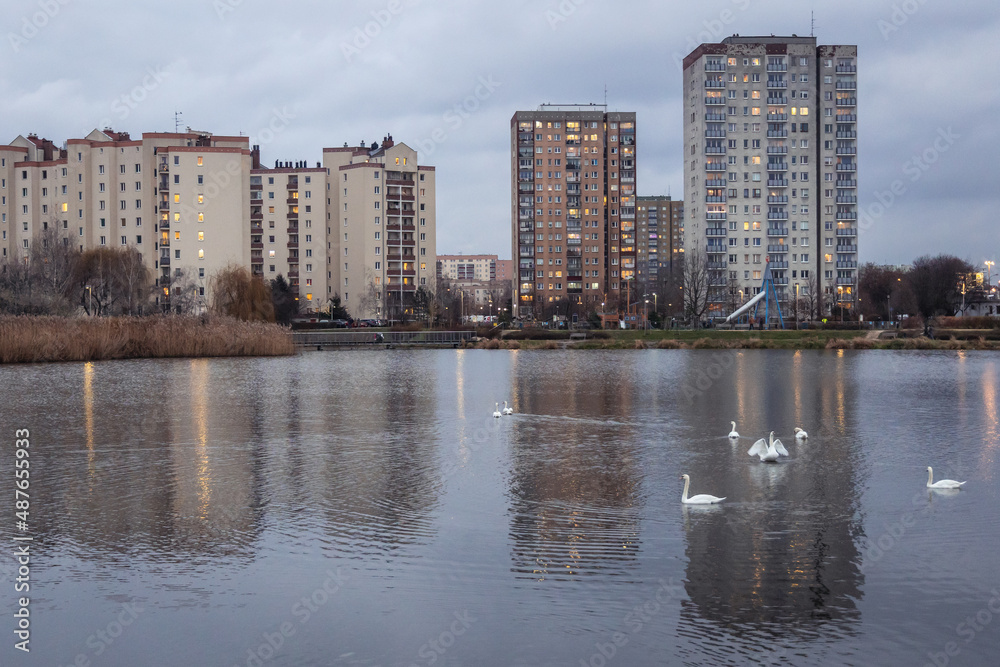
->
xmin=680 ymin=474 xmax=725 ymax=504
xmin=794 ymin=427 xmax=808 ymax=440
xmin=748 ymin=431 xmax=789 ymax=462
xmin=502 ymin=401 xmax=513 ymax=415
xmin=728 ymin=421 xmax=740 ymax=439
xmin=926 ymin=466 xmax=965 ymax=489
xmin=493 ymin=402 xmax=502 ymax=419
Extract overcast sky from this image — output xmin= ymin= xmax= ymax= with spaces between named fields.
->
xmin=3 ymin=0 xmax=998 ymax=268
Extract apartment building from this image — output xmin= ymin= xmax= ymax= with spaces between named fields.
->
xmin=2 ymin=129 xmax=437 ymax=317
xmin=250 ymin=161 xmax=328 ymax=310
xmin=511 ymin=104 xmax=636 ymax=321
xmin=636 ymin=196 xmax=684 ymax=288
xmin=437 ymin=253 xmax=511 ymax=307
xmin=682 ymin=35 xmax=858 ymax=318
xmin=323 ymin=136 xmax=436 ymax=320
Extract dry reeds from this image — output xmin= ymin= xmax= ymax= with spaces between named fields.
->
xmin=0 ymin=315 xmax=295 ymax=364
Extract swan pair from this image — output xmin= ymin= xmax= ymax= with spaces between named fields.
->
xmin=926 ymin=466 xmax=965 ymax=489
xmin=493 ymin=401 xmax=514 ymax=418
xmin=729 ymin=422 xmax=808 ymax=440
xmin=748 ymin=431 xmax=789 ymax=462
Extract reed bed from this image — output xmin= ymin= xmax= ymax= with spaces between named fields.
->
xmin=0 ymin=315 xmax=295 ymax=364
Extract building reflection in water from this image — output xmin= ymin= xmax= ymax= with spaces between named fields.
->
xmin=677 ymin=351 xmax=863 ymax=638
xmin=507 ymin=355 xmax=642 ymax=581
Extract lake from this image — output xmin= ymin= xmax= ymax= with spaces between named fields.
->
xmin=1 ymin=349 xmax=998 ymax=666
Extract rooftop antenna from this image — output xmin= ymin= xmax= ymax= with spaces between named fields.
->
xmin=811 ymin=11 xmax=815 ymax=37
xmin=604 ymin=84 xmax=607 ymax=106
xmin=174 ymin=111 xmax=183 ymax=133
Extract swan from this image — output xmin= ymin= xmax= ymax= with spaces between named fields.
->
xmin=502 ymin=401 xmax=513 ymax=415
xmin=493 ymin=402 xmax=502 ymax=418
xmin=728 ymin=421 xmax=740 ymax=439
xmin=748 ymin=431 xmax=788 ymax=462
xmin=794 ymin=427 xmax=808 ymax=440
xmin=926 ymin=466 xmax=965 ymax=489
xmin=680 ymin=474 xmax=725 ymax=504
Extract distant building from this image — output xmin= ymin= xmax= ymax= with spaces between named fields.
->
xmin=636 ymin=196 xmax=684 ymax=286
xmin=437 ymin=253 xmax=510 ymax=307
xmin=511 ymin=104 xmax=636 ymax=321
xmin=682 ymin=35 xmax=858 ymax=318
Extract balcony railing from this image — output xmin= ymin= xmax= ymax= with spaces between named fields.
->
xmin=767 ymin=226 xmax=788 ymax=236
xmin=836 ymin=261 xmax=858 ymax=268
xmin=767 ymin=195 xmax=788 ymax=203
xmin=705 ymin=162 xmax=726 ymax=171
xmin=705 ymin=146 xmax=726 ymax=154
xmin=706 ymin=227 xmax=727 ymax=236
xmin=704 ymin=80 xmax=725 ymax=88
xmin=836 ymin=163 xmax=857 ymax=171
xmin=767 ymin=79 xmax=788 ymax=89
xmin=705 ymin=178 xmax=726 ymax=187
xmin=704 ymin=112 xmax=726 ymax=121
xmin=767 ymin=179 xmax=789 ymax=187
xmin=836 ymin=195 xmax=857 ymax=203
xmin=705 ymin=130 xmax=726 ymax=138
xmin=836 ymin=179 xmax=857 ymax=188
xmin=836 ymin=98 xmax=857 ymax=106
xmin=766 ymin=63 xmax=787 ymax=72
xmin=767 ymin=130 xmax=788 ymax=138
xmin=767 ymin=96 xmax=788 ymax=105
xmin=767 ymin=211 xmax=788 ymax=221
xmin=836 ymin=227 xmax=858 ymax=236
xmin=836 ymin=244 xmax=858 ymax=252
xmin=704 ymin=63 xmax=725 ymax=71
xmin=836 ymin=212 xmax=857 ymax=221
xmin=767 ymin=145 xmax=788 ymax=154
xmin=766 ymin=113 xmax=788 ymax=121
xmin=836 ymin=81 xmax=857 ymax=90
xmin=767 ymin=245 xmax=788 ymax=253
xmin=705 ymin=97 xmax=726 ymax=105
xmin=836 ymin=64 xmax=857 ymax=73
xmin=767 ymin=162 xmax=788 ymax=171
xmin=837 ymin=277 xmax=855 ymax=286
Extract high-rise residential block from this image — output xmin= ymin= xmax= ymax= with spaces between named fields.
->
xmin=682 ymin=35 xmax=858 ymax=319
xmin=636 ymin=195 xmax=684 ymax=288
xmin=324 ymin=136 xmax=436 ymax=320
xmin=511 ymin=104 xmax=636 ymax=322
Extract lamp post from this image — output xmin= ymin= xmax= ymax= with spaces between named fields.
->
xmin=795 ymin=282 xmax=799 ymax=330
xmin=644 ymin=299 xmax=649 ymax=331
xmin=837 ymin=286 xmax=843 ymax=323
xmin=986 ymin=261 xmax=994 ymax=291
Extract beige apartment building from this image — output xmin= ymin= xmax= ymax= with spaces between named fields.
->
xmin=437 ymin=253 xmax=511 ymax=309
xmin=1 ymin=129 xmax=436 ymax=318
xmin=683 ymin=35 xmax=858 ymax=319
xmin=323 ymin=136 xmax=436 ymax=320
xmin=511 ymin=104 xmax=636 ymax=322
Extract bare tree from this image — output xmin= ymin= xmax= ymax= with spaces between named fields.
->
xmin=683 ymin=250 xmax=710 ymax=323
xmin=355 ymin=268 xmax=383 ymax=319
xmin=210 ymin=264 xmax=275 ymax=322
xmin=112 ymin=248 xmax=151 ymax=315
xmin=168 ymin=269 xmax=203 ymax=315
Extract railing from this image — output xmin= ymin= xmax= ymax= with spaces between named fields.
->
xmin=836 ymin=227 xmax=858 ymax=236
xmin=294 ymin=330 xmax=477 ymax=349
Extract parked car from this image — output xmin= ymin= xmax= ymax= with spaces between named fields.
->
xmin=329 ymin=319 xmax=348 ymax=328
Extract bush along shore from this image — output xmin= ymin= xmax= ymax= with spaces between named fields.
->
xmin=464 ymin=329 xmax=1000 ymax=351
xmin=0 ymin=315 xmax=295 ymax=363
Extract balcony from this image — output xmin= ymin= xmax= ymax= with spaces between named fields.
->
xmin=836 ymin=212 xmax=857 ymax=221
xmin=836 ymin=244 xmax=858 ymax=252
xmin=836 ymin=179 xmax=857 ymax=188
xmin=158 ymin=162 xmax=169 ymax=174
xmin=836 ymin=113 xmax=857 ymax=122
xmin=767 ymin=195 xmax=788 ymax=203
xmin=767 ymin=162 xmax=788 ymax=171
xmin=767 ymin=245 xmax=788 ymax=253
xmin=769 ymin=261 xmax=788 ymax=269
xmin=836 ymin=146 xmax=857 ymax=156
xmin=706 ymin=246 xmax=726 ymax=254
xmin=707 ymin=261 xmax=728 ymax=269
xmin=767 ymin=211 xmax=788 ymax=221
xmin=767 ymin=79 xmax=787 ymax=89
xmin=385 ymin=175 xmax=414 ymax=185
xmin=836 ymin=277 xmax=855 ymax=286
xmin=767 ymin=130 xmax=788 ymax=138
xmin=836 ymin=261 xmax=858 ymax=268
xmin=766 ymin=63 xmax=787 ymax=72
xmin=836 ymin=81 xmax=857 ymax=90
xmin=705 ymin=178 xmax=726 ymax=187
xmin=836 ymin=195 xmax=857 ymax=203
xmin=836 ymin=163 xmax=857 ymax=172
xmin=704 ymin=62 xmax=725 ymax=72
xmin=767 ymin=178 xmax=789 ymax=187
xmin=706 ymin=227 xmax=727 ymax=236
xmin=836 ymin=227 xmax=858 ymax=236
xmin=705 ymin=195 xmax=726 ymax=203
xmin=767 ymin=226 xmax=788 ymax=236
xmin=836 ymin=64 xmax=857 ymax=73
xmin=767 ymin=145 xmax=788 ymax=154
xmin=767 ymin=96 xmax=788 ymax=105
xmin=704 ymin=80 xmax=725 ymax=88
xmin=705 ymin=97 xmax=726 ymax=105
xmin=704 ymin=112 xmax=726 ymax=121
xmin=706 ymin=212 xmax=727 ymax=221
xmin=704 ymin=146 xmax=726 ymax=154
xmin=705 ymin=162 xmax=726 ymax=171
xmin=705 ymin=129 xmax=726 ymax=138
xmin=251 ymin=242 xmax=263 ymax=249
xmin=836 ymin=130 xmax=857 ymax=139
xmin=772 ymin=277 xmax=789 ymax=285
xmin=836 ymin=98 xmax=857 ymax=107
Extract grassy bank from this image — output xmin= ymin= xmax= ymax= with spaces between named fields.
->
xmin=468 ymin=328 xmax=1000 ymax=350
xmin=0 ymin=315 xmax=295 ymax=363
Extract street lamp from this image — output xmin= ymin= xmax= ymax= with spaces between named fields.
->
xmin=644 ymin=299 xmax=649 ymax=331
xmin=794 ymin=282 xmax=799 ymax=330
xmin=837 ymin=286 xmax=843 ymax=323
xmin=986 ymin=261 xmax=994 ymax=290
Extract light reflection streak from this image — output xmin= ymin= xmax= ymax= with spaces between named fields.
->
xmin=84 ymin=361 xmax=95 ymax=475
xmin=191 ymin=359 xmax=211 ymax=519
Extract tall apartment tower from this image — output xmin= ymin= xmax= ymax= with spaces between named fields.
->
xmin=323 ymin=136 xmax=436 ymax=320
xmin=682 ymin=36 xmax=858 ymax=319
xmin=511 ymin=105 xmax=636 ymax=322
xmin=636 ymin=195 xmax=685 ymax=288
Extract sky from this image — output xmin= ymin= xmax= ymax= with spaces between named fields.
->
xmin=2 ymin=0 xmax=998 ymax=268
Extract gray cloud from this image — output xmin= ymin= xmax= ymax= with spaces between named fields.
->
xmin=3 ymin=0 xmax=998 ymax=265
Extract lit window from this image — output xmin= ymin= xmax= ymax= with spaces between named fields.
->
xmin=173 ymin=213 xmax=180 ymax=222
xmin=269 ymin=250 xmax=275 ymax=257
xmin=198 ymin=249 xmax=204 ymax=259
xmin=197 ymin=157 xmax=203 ymax=166
xmin=198 ymin=231 xmax=204 ymax=241
xmin=198 ymin=195 xmax=204 ymax=204
xmin=174 ymin=194 xmax=180 ymax=203
xmin=174 ymin=231 xmax=180 ymax=240
xmin=198 ymin=213 xmax=204 ymax=222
